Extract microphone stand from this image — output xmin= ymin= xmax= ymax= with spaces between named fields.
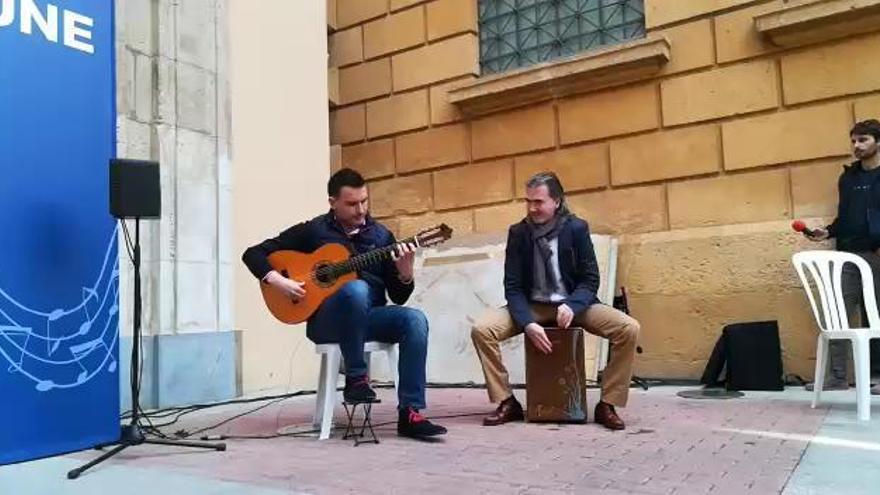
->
xmin=67 ymin=218 xmax=226 ymax=479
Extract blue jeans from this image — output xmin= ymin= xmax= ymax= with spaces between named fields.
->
xmin=306 ymin=280 xmax=428 ymax=410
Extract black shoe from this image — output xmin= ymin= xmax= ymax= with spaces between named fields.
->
xmin=343 ymin=375 xmax=377 ymax=403
xmin=483 ymin=396 xmax=525 ymax=426
xmin=397 ymin=407 xmax=447 ymax=438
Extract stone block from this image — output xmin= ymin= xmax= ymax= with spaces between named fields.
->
xmin=781 ymin=33 xmax=880 ymax=105
xmin=429 ymin=76 xmax=475 ymax=125
xmin=715 ymin=1 xmax=783 ymax=63
xmin=396 ymin=124 xmax=470 ymax=173
xmin=661 ymin=59 xmax=779 ymax=126
xmin=363 ymin=6 xmax=425 ymax=59
xmin=514 ymin=143 xmax=609 ymax=196
xmin=474 ymin=202 xmax=525 ymax=233
xmin=391 ymin=0 xmax=429 ymax=11
xmin=157 ymin=57 xmax=177 ymax=125
xmin=117 ymin=117 xmax=153 ymax=160
xmin=617 ymin=221 xmax=829 ymax=379
xmin=218 ymin=138 xmax=232 ymax=187
xmin=327 ymin=0 xmax=338 ymax=31
xmin=329 ymin=27 xmax=363 ymax=67
xmin=135 ymin=53 xmax=155 ymax=122
xmin=328 ymin=67 xmax=340 ymax=106
xmin=792 ymin=158 xmax=848 ymax=219
xmin=611 ymin=125 xmax=721 ymax=185
xmin=216 ymin=74 xmax=231 ymax=140
xmin=392 ymin=34 xmax=479 ymax=91
xmin=567 ymin=185 xmax=667 ymax=234
xmin=655 ymin=19 xmax=715 ymax=75
xmin=645 ymin=0 xmax=757 ymax=28
xmin=177 ymin=0 xmax=217 ymax=71
xmin=341 ymin=139 xmax=395 ymax=179
xmin=176 ymin=262 xmax=218 ymax=331
xmin=217 ymin=186 xmax=232 ymax=264
xmin=116 ymin=44 xmax=134 ymax=118
xmin=330 ymin=144 xmax=343 ymax=173
xmin=217 ymin=261 xmax=234 ymax=331
xmin=177 ymin=62 xmax=217 ymax=135
xmin=337 ymin=0 xmax=387 ymax=28
xmin=471 ymin=104 xmax=556 ymax=160
xmin=369 ymin=173 xmax=433 ymax=217
xmin=434 ymin=160 xmax=514 ymax=210
xmin=155 ymin=124 xmax=177 ymax=261
xmin=667 ymin=169 xmax=791 ymax=229
xmin=855 ymin=93 xmax=880 ymax=121
xmin=427 ymin=0 xmax=478 ymax=41
xmin=121 ymin=0 xmax=155 ymax=54
xmin=722 ymin=102 xmax=852 ymax=170
xmin=339 ymin=58 xmax=392 ymax=104
xmin=177 ymin=128 xmax=217 ymax=184
xmin=630 ymin=290 xmax=817 ymax=380
xmin=330 ymin=104 xmax=366 ymax=144
xmin=559 ymin=83 xmax=659 ymax=144
xmin=177 ymin=183 xmax=218 ymax=263
xmin=365 ymin=90 xmax=430 ymax=138
xmin=157 ymin=0 xmax=176 ymax=59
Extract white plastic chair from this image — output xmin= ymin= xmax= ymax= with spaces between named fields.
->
xmin=792 ymin=251 xmax=880 ymax=421
xmin=312 ymin=341 xmax=398 ymax=440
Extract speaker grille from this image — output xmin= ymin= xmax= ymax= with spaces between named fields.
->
xmin=109 ymin=159 xmax=161 ymax=219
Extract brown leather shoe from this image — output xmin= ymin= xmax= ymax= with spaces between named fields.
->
xmin=594 ymin=401 xmax=625 ymax=430
xmin=482 ymin=396 xmax=524 ymax=426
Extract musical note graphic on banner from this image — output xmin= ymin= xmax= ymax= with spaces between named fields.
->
xmin=0 ymin=227 xmax=120 ymax=391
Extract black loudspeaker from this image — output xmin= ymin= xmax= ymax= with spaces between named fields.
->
xmin=701 ymin=321 xmax=784 ymax=391
xmin=110 ymin=159 xmax=161 ymax=219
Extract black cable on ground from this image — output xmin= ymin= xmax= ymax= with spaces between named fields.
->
xmin=124 ymin=368 xmax=686 ymax=441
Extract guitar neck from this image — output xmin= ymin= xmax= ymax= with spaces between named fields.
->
xmin=333 ymin=236 xmax=419 ymax=275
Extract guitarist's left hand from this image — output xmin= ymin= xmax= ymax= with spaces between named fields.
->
xmin=392 ymin=242 xmax=417 ymax=283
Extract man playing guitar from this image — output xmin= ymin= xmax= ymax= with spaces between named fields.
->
xmin=242 ymin=168 xmax=447 ymax=439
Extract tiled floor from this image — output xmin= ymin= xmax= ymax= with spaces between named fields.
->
xmin=2 ymin=386 xmax=878 ymax=494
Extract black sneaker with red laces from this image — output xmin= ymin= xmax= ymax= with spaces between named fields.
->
xmin=397 ymin=407 xmax=447 ymax=438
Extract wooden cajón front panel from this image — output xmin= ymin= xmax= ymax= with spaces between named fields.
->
xmin=525 ymin=327 xmax=588 ymax=423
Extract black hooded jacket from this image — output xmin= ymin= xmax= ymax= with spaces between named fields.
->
xmin=827 ymin=161 xmax=880 ymax=253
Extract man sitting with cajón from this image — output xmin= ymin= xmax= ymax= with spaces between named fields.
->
xmin=471 ymin=172 xmax=640 ymax=430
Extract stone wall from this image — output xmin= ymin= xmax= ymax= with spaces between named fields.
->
xmin=328 ymin=0 xmax=880 ymax=379
xmin=115 ymin=0 xmax=234 ymax=406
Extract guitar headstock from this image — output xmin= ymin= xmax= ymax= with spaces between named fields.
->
xmin=414 ymin=223 xmax=453 ymax=248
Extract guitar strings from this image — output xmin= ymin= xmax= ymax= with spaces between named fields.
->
xmin=298 ymin=233 xmax=436 ymax=284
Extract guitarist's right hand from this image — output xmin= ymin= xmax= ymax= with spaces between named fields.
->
xmin=265 ymin=270 xmax=307 ymax=302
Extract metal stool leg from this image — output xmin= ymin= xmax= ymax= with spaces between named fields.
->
xmin=341 ymin=400 xmax=380 ymax=446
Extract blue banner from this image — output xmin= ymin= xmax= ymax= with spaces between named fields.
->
xmin=0 ymin=0 xmax=118 ymax=464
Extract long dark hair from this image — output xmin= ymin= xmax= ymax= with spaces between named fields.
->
xmin=525 ymin=171 xmax=571 ymax=216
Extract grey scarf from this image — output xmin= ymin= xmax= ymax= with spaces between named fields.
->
xmin=526 ymin=213 xmax=570 ymax=302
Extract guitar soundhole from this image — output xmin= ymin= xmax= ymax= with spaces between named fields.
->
xmin=314 ymin=262 xmax=335 ymax=287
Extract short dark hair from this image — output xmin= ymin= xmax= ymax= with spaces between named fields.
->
xmin=851 ymin=119 xmax=880 ymax=142
xmin=328 ymin=168 xmax=366 ymax=197
xmin=525 ymin=171 xmax=571 ymax=216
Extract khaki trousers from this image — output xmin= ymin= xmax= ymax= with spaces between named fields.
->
xmin=471 ymin=303 xmax=640 ymax=407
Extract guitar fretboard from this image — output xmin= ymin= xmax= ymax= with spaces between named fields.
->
xmin=317 ymin=235 xmax=419 ymax=279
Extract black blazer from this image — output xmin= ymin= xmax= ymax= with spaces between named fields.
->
xmin=504 ymin=216 xmax=601 ymax=329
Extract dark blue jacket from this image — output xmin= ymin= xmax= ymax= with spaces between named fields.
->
xmin=504 ymin=216 xmax=601 ymax=330
xmin=241 ymin=212 xmax=413 ymax=308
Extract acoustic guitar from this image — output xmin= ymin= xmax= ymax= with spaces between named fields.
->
xmin=260 ymin=224 xmax=453 ymax=324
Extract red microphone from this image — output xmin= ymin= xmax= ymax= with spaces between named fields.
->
xmin=792 ymin=220 xmax=819 ymax=237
